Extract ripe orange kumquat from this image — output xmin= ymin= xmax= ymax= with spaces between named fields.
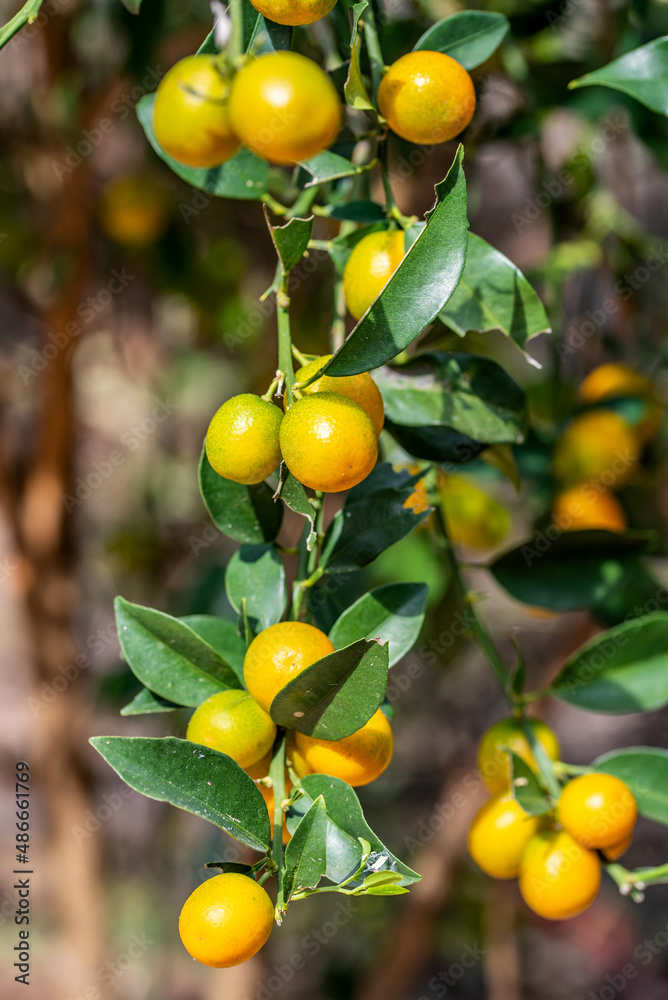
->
xmin=342 ymin=230 xmax=405 ymax=320
xmin=378 ymin=51 xmax=476 ymax=145
xmin=552 ymin=410 xmax=639 ymax=488
xmin=186 ymin=690 xmax=276 ymax=770
xmin=468 ymin=793 xmax=543 ymax=879
xmin=205 ymin=394 xmax=282 ymax=485
xmin=243 ymin=621 xmax=335 ymax=712
xmin=294 ymin=708 xmax=393 ymax=787
xmin=552 ymin=484 xmax=627 ymax=532
xmin=477 ymin=718 xmax=560 ymax=795
xmin=248 ymin=0 xmax=337 ymax=24
xmin=519 ymin=830 xmax=601 ymax=920
xmin=291 ymin=355 xmax=385 ymax=436
xmin=557 ymin=772 xmax=637 ymax=850
xmin=178 ymin=873 xmax=274 ymax=967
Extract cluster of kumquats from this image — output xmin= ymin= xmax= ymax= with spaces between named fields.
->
xmin=468 ymin=718 xmax=639 ymax=920
xmin=178 ymin=620 xmax=393 ymax=966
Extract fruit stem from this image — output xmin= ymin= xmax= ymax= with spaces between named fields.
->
xmin=227 ymin=0 xmax=244 ymax=70
xmin=261 ymin=372 xmax=284 ymax=402
xmin=277 ymin=274 xmax=296 ymax=406
xmin=0 ymin=0 xmax=43 ymax=49
xmin=291 ymin=345 xmax=311 ymax=367
xmin=269 ymin=734 xmax=287 ymax=921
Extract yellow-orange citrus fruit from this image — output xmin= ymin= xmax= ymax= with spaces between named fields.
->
xmin=186 ymin=690 xmax=276 ymax=770
xmin=468 ymin=793 xmax=543 ymax=879
xmin=294 ymin=708 xmax=393 ymax=787
xmin=98 ymin=175 xmax=170 ymax=246
xmin=291 ymin=355 xmax=385 ymax=435
xmin=552 ymin=484 xmax=627 ymax=532
xmin=403 ymin=476 xmax=430 ymax=515
xmin=280 ymin=393 xmax=378 ymax=493
xmin=153 ymin=56 xmax=239 ymax=168
xmin=243 ymin=621 xmax=334 ymax=712
xmin=228 ymin=52 xmax=341 ymax=165
xmin=205 ymin=394 xmax=282 ymax=485
xmin=342 ymin=230 xmax=405 ymax=320
xmin=552 ymin=410 xmax=639 ymax=487
xmin=439 ymin=474 xmax=510 ymax=549
xmin=378 ymin=51 xmax=475 ymax=145
xmin=179 ymin=873 xmax=274 ymax=967
xmin=557 ymin=772 xmax=637 ymax=850
xmin=287 ymin=732 xmax=312 ymax=778
xmin=478 ymin=718 xmax=560 ymax=795
xmin=603 ymin=831 xmax=633 ymax=861
xmin=257 ymin=774 xmax=293 ymax=844
xmin=248 ymin=0 xmax=337 ymax=24
xmin=579 ymin=363 xmax=661 ymax=444
xmin=519 ymin=830 xmax=601 ymax=920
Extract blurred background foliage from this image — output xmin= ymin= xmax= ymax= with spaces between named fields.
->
xmin=2 ymin=0 xmax=668 ymax=997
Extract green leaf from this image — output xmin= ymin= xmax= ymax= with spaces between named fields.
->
xmin=267 ymin=214 xmax=313 ymax=273
xmin=362 ymin=870 xmax=405 ymax=887
xmin=137 ymin=95 xmax=269 ymax=201
xmin=569 ymin=36 xmax=668 ymax=116
xmin=414 ymin=11 xmax=510 ymax=70
xmin=365 ymin=884 xmax=410 ymax=895
xmin=374 ymin=352 xmax=527 ymax=445
xmin=550 ymin=613 xmax=668 ymax=714
xmin=278 ymin=473 xmax=317 ymax=550
xmin=306 ymin=147 xmax=468 ymax=378
xmin=283 ymin=795 xmax=328 ymax=899
xmin=384 ymin=420 xmax=485 ymax=464
xmin=321 ymin=465 xmax=430 ymax=573
xmin=508 ymin=750 xmax=552 ymax=815
xmin=270 ymin=639 xmax=389 ymax=739
xmin=121 ymin=687 xmax=180 ymax=716
xmin=180 ymin=615 xmax=246 ymax=683
xmin=90 ymin=736 xmax=271 ymax=852
xmin=327 ymin=222 xmax=389 ymax=274
xmin=345 ymin=2 xmax=375 ymax=111
xmin=594 ymin=747 xmax=668 ymax=824
xmin=330 ymin=202 xmax=386 ymax=223
xmin=243 ymin=2 xmax=292 ymax=54
xmin=491 ymin=530 xmax=655 ymax=612
xmin=225 ymin=544 xmax=287 ymax=632
xmin=120 ymin=0 xmax=142 ymax=13
xmin=440 ymin=234 xmax=551 ymax=349
xmin=115 ymin=597 xmax=238 ymax=706
xmin=329 ymin=583 xmax=428 ymax=667
xmin=199 ymin=447 xmax=283 ymax=544
xmin=300 ymin=151 xmax=367 ymax=187
xmin=204 ymin=861 xmax=255 ymax=874
xmin=287 ymin=774 xmax=420 ymax=885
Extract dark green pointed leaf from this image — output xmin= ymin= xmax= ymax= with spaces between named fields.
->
xmin=414 ymin=11 xmax=510 ymax=69
xmin=121 ymin=687 xmax=180 ymax=716
xmin=268 ymin=214 xmax=314 ymax=273
xmin=270 ymin=639 xmax=389 ymax=739
xmin=345 ymin=2 xmax=374 ymax=110
xmin=491 ymin=530 xmax=655 ymax=612
xmin=225 ymin=544 xmax=286 ymax=632
xmin=180 ymin=615 xmax=246 ymax=683
xmin=384 ymin=419 xmax=485 ymax=464
xmin=569 ymin=36 xmax=668 ymax=116
xmin=137 ymin=95 xmax=269 ymax=200
xmin=286 ymin=774 xmax=420 ymax=885
xmin=204 ymin=861 xmax=255 ymax=874
xmin=330 ymin=202 xmax=386 ymax=223
xmin=199 ymin=447 xmax=283 ymax=544
xmin=440 ymin=234 xmax=550 ymax=349
xmin=283 ymin=795 xmax=327 ymax=899
xmin=90 ymin=736 xmax=271 ymax=852
xmin=329 ymin=584 xmax=427 ymax=667
xmin=594 ymin=747 xmax=668 ymax=824
xmin=508 ymin=750 xmax=552 ymax=816
xmin=550 ymin=613 xmax=668 ymax=713
xmin=115 ymin=597 xmax=238 ymax=706
xmin=375 ymin=352 xmax=527 ymax=445
xmin=279 ymin=473 xmax=317 ymax=549
xmin=321 ymin=465 xmax=432 ymax=574
xmin=300 ymin=151 xmax=368 ymax=187
xmin=304 ymin=147 xmax=468 ymax=379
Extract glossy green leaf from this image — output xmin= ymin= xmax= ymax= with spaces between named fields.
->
xmin=365 ymin=884 xmax=409 ymax=895
xmin=199 ymin=447 xmax=283 ymax=544
xmin=137 ymin=95 xmax=269 ymax=201
xmin=594 ymin=747 xmax=668 ymax=824
xmin=321 ymin=465 xmax=430 ymax=573
xmin=283 ymin=796 xmax=327 ymax=899
xmin=300 ymin=151 xmax=368 ymax=187
xmin=374 ymin=352 xmax=527 ymax=445
xmin=569 ymin=36 xmax=668 ymax=116
xmin=121 ymin=687 xmax=180 ymax=715
xmin=180 ymin=615 xmax=246 ymax=683
xmin=243 ymin=1 xmax=292 ymax=54
xmin=306 ymin=147 xmax=468 ymax=379
xmin=345 ymin=2 xmax=375 ymax=110
xmin=268 ymin=214 xmax=313 ymax=273
xmin=551 ymin=613 xmax=668 ymax=713
xmin=329 ymin=583 xmax=428 ymax=667
xmin=270 ymin=639 xmax=389 ymax=739
xmin=278 ymin=473 xmax=317 ymax=550
xmin=115 ymin=597 xmax=238 ymax=706
xmin=440 ymin=235 xmax=550 ymax=348
xmin=384 ymin=420 xmax=485 ymax=464
xmin=287 ymin=774 xmax=420 ymax=885
xmin=491 ymin=530 xmax=655 ymax=612
xmin=508 ymin=751 xmax=552 ymax=815
xmin=414 ymin=11 xmax=510 ymax=69
xmin=329 ymin=202 xmax=386 ymax=223
xmin=90 ymin=736 xmax=271 ymax=852
xmin=225 ymin=544 xmax=286 ymax=632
